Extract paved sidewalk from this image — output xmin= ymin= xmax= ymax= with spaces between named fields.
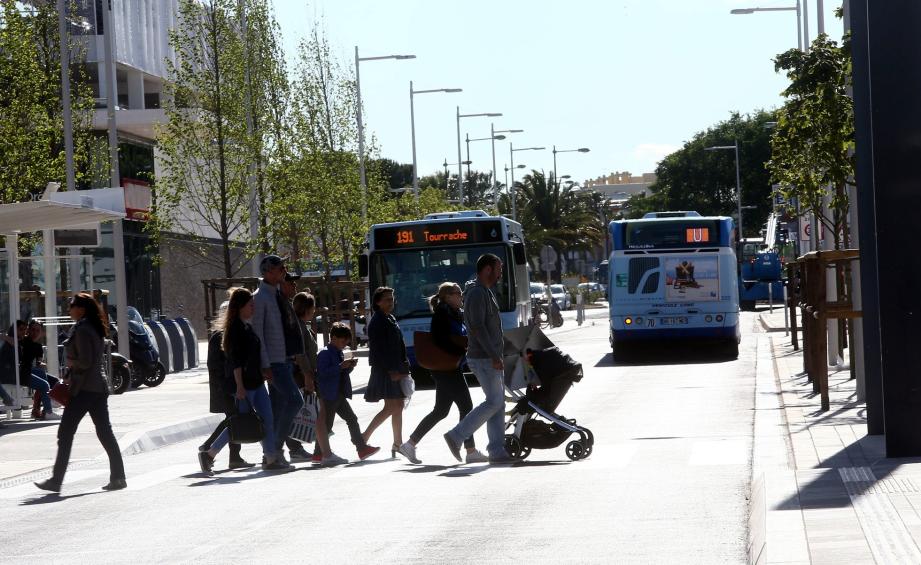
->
xmin=0 ymin=340 xmax=374 ymax=487
xmin=751 ymin=309 xmax=921 ymax=564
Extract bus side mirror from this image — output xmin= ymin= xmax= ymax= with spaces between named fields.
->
xmin=358 ymin=255 xmax=368 ymax=278
xmin=512 ymin=242 xmax=526 ymax=265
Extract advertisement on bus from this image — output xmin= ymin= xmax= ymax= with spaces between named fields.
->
xmin=663 ymin=256 xmax=720 ymax=301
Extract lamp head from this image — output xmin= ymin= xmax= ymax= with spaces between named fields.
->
xmin=730 ymin=8 xmax=755 ymax=14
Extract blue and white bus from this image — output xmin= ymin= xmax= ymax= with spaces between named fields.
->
xmin=607 ymin=211 xmax=741 ymax=358
xmin=359 ymin=210 xmax=531 ymax=375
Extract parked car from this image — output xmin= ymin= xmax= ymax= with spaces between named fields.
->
xmin=549 ymin=284 xmax=572 ymax=310
xmin=530 ymin=282 xmax=549 ymax=302
xmin=577 ymin=282 xmax=604 ymax=294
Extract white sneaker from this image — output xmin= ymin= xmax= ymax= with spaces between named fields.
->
xmin=43 ymin=412 xmax=62 ymax=420
xmin=321 ymin=453 xmax=348 ymax=467
xmin=465 ymin=449 xmax=489 ymax=464
xmin=397 ymin=441 xmax=421 ymax=464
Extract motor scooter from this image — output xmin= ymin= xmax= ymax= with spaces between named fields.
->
xmin=110 ymin=320 xmax=166 ymax=389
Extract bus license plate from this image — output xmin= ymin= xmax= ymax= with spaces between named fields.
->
xmin=661 ymin=317 xmax=688 ymax=325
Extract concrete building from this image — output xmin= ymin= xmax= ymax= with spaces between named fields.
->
xmin=66 ymin=0 xmax=252 ymax=335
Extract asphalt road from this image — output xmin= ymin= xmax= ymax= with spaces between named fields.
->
xmin=0 ymin=311 xmax=758 ymax=564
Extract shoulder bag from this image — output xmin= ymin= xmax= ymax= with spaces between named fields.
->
xmin=413 ymin=331 xmax=466 ymax=372
xmin=228 ymin=399 xmax=265 ymax=444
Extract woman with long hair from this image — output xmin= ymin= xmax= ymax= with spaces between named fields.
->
xmin=197 ymin=292 xmax=255 ymax=470
xmin=198 ymin=288 xmax=288 ymax=474
xmin=398 ymin=283 xmax=488 ymax=464
xmin=35 ymin=293 xmax=126 ymax=492
xmin=362 ymin=287 xmax=412 ymax=460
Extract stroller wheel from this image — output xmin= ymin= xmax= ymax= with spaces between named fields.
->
xmin=565 ymin=440 xmax=586 ymax=461
xmin=580 ymin=441 xmax=593 ymax=459
xmin=504 ymin=435 xmax=529 ymax=459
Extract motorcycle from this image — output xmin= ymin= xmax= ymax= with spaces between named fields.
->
xmin=109 ymin=310 xmax=166 ymax=390
xmin=107 ymin=340 xmax=132 ymax=395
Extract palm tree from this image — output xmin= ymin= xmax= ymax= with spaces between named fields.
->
xmin=513 ymin=170 xmax=604 ymax=277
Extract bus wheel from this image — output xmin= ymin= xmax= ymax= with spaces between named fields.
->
xmin=725 ymin=340 xmax=739 ymax=359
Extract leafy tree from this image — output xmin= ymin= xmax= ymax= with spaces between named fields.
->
xmin=767 ymin=33 xmax=854 ymax=248
xmin=635 ymin=110 xmax=777 ymax=237
xmin=513 ymin=170 xmax=605 ymax=273
xmin=0 ymin=2 xmax=93 ymax=206
xmin=153 ymin=0 xmax=255 ymax=278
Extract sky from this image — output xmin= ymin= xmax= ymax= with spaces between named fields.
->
xmin=272 ymin=0 xmax=843 ymax=185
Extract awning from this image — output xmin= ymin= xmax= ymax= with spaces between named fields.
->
xmin=0 ymin=197 xmax=124 ymax=235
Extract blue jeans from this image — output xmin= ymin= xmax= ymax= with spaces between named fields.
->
xmin=211 ymin=386 xmax=276 ymax=458
xmin=30 ymin=369 xmax=57 ymax=413
xmin=447 ymin=357 xmax=507 ymax=458
xmin=268 ymin=362 xmax=303 ymax=452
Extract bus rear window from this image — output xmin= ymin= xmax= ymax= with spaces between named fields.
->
xmin=625 ymin=220 xmax=721 ymax=249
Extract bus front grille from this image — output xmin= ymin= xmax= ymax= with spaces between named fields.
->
xmin=628 ymin=257 xmax=660 ymax=294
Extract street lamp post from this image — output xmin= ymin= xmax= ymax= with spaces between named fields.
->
xmin=443 ymin=158 xmax=471 ymax=201
xmin=705 ymin=140 xmax=744 ymax=242
xmin=492 ymin=126 xmax=523 ymax=205
xmin=456 ymin=108 xmax=502 ymax=207
xmin=552 ymin=145 xmax=590 ymax=180
xmin=410 ymin=82 xmax=461 ymax=202
xmin=465 ymin=133 xmax=506 ymax=204
xmin=509 ymin=144 xmax=546 ymax=222
xmin=355 ymin=47 xmax=415 ymax=220
xmin=731 ymin=1 xmax=804 ymax=51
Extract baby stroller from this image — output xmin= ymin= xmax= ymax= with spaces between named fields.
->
xmin=502 ymin=326 xmax=594 ymax=461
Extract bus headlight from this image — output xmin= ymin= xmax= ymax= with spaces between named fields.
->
xmin=625 ymin=317 xmax=633 ymax=325
xmin=716 ymin=314 xmax=724 ymax=322
xmin=705 ymin=315 xmax=713 ymax=323
xmin=635 ymin=317 xmax=643 ymax=324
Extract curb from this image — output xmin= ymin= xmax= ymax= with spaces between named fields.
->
xmin=747 ymin=334 xmax=809 ymax=565
xmin=757 ymin=313 xmax=796 ymax=334
xmin=0 ymin=413 xmax=223 ymax=490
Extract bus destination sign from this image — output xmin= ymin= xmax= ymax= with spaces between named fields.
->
xmin=374 ymin=220 xmax=504 ymax=249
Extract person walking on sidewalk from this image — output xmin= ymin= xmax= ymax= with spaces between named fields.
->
xmin=444 ymin=254 xmax=513 ymax=464
xmin=198 ymin=288 xmax=288 ymax=474
xmin=279 ymin=273 xmax=312 ymax=462
xmin=399 ymin=283 xmax=488 ymax=464
xmin=313 ymin=323 xmax=379 ymax=466
xmin=362 ymin=287 xmax=412 ymax=460
xmin=35 ymin=293 xmax=127 ymax=492
xmin=198 ymin=297 xmax=255 ymax=470
xmin=252 ymin=255 xmax=304 ymax=466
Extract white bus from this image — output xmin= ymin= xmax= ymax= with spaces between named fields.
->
xmin=608 ymin=211 xmax=741 ymax=358
xmin=359 ymin=210 xmax=531 ymax=375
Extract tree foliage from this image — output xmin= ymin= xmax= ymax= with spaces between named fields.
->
xmin=154 ymin=0 xmax=256 ymax=278
xmin=0 ymin=2 xmax=93 ymax=205
xmin=767 ymin=33 xmax=854 ymax=247
xmin=627 ymin=111 xmax=777 ymax=237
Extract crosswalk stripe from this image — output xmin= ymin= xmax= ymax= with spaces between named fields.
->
xmin=687 ymin=439 xmax=748 ymax=466
xmin=0 ymin=469 xmax=107 ymax=499
xmin=126 ymin=464 xmax=197 ymax=491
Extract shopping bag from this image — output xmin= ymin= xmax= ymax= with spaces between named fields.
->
xmin=289 ymin=392 xmax=318 ymax=443
xmin=228 ymin=400 xmax=265 ymax=444
xmin=49 ymin=382 xmax=71 ymax=407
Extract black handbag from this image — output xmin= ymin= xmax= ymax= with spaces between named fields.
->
xmin=228 ymin=399 xmax=265 ymax=444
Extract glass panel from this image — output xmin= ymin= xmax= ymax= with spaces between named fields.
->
xmin=370 ymin=245 xmax=512 ymax=320
xmin=625 ymin=220 xmax=722 ymax=250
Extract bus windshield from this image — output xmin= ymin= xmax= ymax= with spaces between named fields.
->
xmin=369 ymin=245 xmax=512 ymax=320
xmin=624 ymin=219 xmax=723 ymax=250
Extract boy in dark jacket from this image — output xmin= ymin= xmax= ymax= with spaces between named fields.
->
xmin=312 ymin=323 xmax=379 ymax=466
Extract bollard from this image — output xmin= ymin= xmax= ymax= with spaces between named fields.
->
xmin=576 ymin=292 xmax=584 ymax=326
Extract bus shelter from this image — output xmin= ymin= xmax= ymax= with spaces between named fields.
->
xmin=0 ymin=187 xmax=125 ymax=410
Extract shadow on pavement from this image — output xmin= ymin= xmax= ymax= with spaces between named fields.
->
xmin=20 ymin=491 xmax=105 ymax=505
xmin=595 ymin=342 xmax=738 ymax=368
xmin=0 ymin=421 xmax=60 ymax=436
xmin=394 ymin=464 xmax=454 ymax=474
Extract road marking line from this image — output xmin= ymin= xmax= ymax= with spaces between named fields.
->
xmin=0 ymin=469 xmax=107 ymax=499
xmin=688 ymin=439 xmax=748 ymax=466
xmin=126 ymin=464 xmax=197 ymax=491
